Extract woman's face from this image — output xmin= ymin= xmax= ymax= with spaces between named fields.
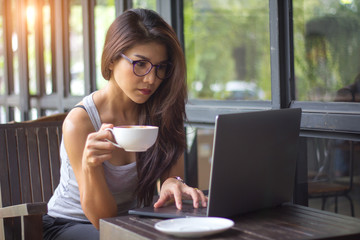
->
xmin=110 ymin=42 xmax=168 ymax=104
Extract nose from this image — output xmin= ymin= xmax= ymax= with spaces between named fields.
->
xmin=143 ymin=67 xmax=157 ymax=85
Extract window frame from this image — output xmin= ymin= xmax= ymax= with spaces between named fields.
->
xmin=179 ymin=0 xmax=360 ymax=139
xmin=182 ymin=0 xmax=286 ymax=124
xmin=0 ymin=0 xmax=359 ymax=135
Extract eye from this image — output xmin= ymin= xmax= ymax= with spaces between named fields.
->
xmin=135 ymin=61 xmax=148 ymax=68
xmin=157 ymin=64 xmax=168 ymax=71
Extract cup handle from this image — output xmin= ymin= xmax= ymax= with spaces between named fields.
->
xmin=104 ymin=128 xmax=122 ymax=148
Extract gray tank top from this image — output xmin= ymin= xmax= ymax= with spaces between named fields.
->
xmin=47 ymin=92 xmax=138 ymax=222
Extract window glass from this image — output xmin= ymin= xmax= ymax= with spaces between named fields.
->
xmin=306 ymin=136 xmax=360 ymax=216
xmin=69 ymin=0 xmax=84 ymax=96
xmin=184 ymin=0 xmax=270 ymax=101
xmin=43 ymin=0 xmax=53 ymax=94
xmin=0 ymin=1 xmax=4 ymax=95
xmin=12 ymin=0 xmax=19 ymax=94
xmin=95 ymin=0 xmax=115 ymax=90
xmin=0 ymin=106 xmax=5 ymax=123
xmin=44 ymin=109 xmax=59 ymax=116
xmin=27 ymin=0 xmax=37 ymax=95
xmin=186 ymin=126 xmax=214 ymax=190
xmin=29 ymin=108 xmax=38 ymax=120
xmin=293 ymin=0 xmax=360 ymax=102
xmin=132 ymin=0 xmax=156 ymax=10
xmin=14 ymin=106 xmax=21 ymax=122
xmin=196 ymin=128 xmax=213 ymax=190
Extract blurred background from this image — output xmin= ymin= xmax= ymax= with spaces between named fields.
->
xmin=0 ymin=0 xmax=359 ymax=218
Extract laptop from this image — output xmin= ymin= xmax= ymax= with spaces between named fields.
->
xmin=129 ymin=108 xmax=302 ymax=218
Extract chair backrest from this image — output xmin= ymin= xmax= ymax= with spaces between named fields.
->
xmin=22 ymin=112 xmax=68 ymax=123
xmin=0 ymin=121 xmax=63 ymax=208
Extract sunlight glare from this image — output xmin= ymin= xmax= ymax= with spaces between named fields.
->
xmin=26 ymin=6 xmax=36 ymax=25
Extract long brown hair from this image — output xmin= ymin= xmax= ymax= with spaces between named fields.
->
xmin=101 ymin=9 xmax=187 ymax=206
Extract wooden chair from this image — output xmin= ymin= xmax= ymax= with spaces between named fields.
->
xmin=0 ymin=121 xmax=63 ymax=240
xmin=19 ymin=112 xmax=68 ymax=124
xmin=27 ymin=113 xmax=67 ymax=123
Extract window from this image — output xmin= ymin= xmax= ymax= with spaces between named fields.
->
xmin=0 ymin=0 xmax=358 ymax=127
xmin=43 ymin=0 xmax=53 ymax=95
xmin=11 ymin=0 xmax=20 ymax=95
xmin=69 ymin=0 xmax=85 ymax=96
xmin=27 ymin=0 xmax=37 ymax=95
xmin=0 ymin=106 xmax=5 ymax=122
xmin=132 ymin=0 xmax=156 ymax=10
xmin=0 ymin=0 xmax=4 ymax=95
xmin=185 ymin=126 xmax=214 ymax=190
xmin=306 ymin=136 xmax=359 ymax=216
xmin=95 ymin=0 xmax=116 ymax=90
xmin=293 ymin=0 xmax=360 ymax=102
xmin=291 ymin=0 xmax=360 ymax=134
xmin=184 ymin=0 xmax=271 ymax=101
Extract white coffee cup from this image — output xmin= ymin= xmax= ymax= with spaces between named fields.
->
xmin=105 ymin=125 xmax=159 ymax=152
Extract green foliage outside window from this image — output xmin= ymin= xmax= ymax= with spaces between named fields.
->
xmin=184 ymin=0 xmax=271 ymax=101
xmin=184 ymin=0 xmax=360 ymax=102
xmin=133 ymin=0 xmax=156 ymax=10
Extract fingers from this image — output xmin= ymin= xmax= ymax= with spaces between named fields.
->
xmin=154 ymin=188 xmax=182 ymax=209
xmin=83 ymin=141 xmax=113 ymax=166
xmin=100 ymin=123 xmax=114 ymax=131
xmin=154 ymin=178 xmax=183 ymax=209
xmin=185 ymin=187 xmax=207 ymax=208
xmin=90 ymin=123 xmax=118 ymax=147
xmin=197 ymin=188 xmax=208 ymax=208
xmin=83 ymin=124 xmax=116 ymax=167
xmin=156 ymin=177 xmax=208 ymax=210
xmin=153 ymin=195 xmax=168 ymax=208
xmin=86 ymin=131 xmax=115 ymax=151
xmin=188 ymin=187 xmax=200 ymax=208
xmin=99 ymin=124 xmax=115 ymax=142
xmin=173 ymin=189 xmax=183 ymax=209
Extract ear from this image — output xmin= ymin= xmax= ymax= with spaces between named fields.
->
xmin=109 ymin=63 xmax=114 ymax=71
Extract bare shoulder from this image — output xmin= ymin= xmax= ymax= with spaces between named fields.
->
xmin=63 ymin=106 xmax=94 ymax=144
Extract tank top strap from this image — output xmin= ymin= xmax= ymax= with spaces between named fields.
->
xmin=83 ymin=92 xmax=102 ymax=131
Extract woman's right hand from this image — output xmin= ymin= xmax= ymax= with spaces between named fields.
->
xmin=82 ymin=123 xmax=116 ymax=168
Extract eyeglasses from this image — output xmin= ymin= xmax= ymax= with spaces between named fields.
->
xmin=121 ymin=53 xmax=172 ymax=80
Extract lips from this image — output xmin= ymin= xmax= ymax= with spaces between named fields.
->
xmin=139 ymin=88 xmax=152 ymax=95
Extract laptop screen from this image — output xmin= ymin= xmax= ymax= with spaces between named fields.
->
xmin=207 ymin=108 xmax=301 ymax=217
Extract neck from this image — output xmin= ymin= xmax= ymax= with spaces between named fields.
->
xmin=95 ymin=82 xmax=140 ymax=125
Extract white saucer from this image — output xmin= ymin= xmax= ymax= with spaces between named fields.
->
xmin=154 ymin=217 xmax=234 ymax=238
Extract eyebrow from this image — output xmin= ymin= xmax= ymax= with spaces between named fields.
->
xmin=133 ymin=54 xmax=168 ymax=64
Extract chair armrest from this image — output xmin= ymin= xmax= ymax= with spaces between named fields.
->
xmin=0 ymin=202 xmax=47 ymax=219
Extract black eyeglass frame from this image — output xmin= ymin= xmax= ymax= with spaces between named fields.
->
xmin=121 ymin=53 xmax=173 ymax=80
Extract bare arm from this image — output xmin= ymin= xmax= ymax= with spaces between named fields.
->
xmin=63 ymin=109 xmax=117 ymax=229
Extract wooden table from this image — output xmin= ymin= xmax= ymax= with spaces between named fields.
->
xmin=100 ymin=203 xmax=360 ymax=240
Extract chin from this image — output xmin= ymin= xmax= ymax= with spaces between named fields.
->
xmin=130 ymin=93 xmax=152 ymax=104
xmin=132 ymin=98 xmax=149 ymax=104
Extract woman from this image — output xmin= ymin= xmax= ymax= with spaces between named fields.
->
xmin=43 ymin=8 xmax=207 ymax=240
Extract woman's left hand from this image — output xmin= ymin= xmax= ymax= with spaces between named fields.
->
xmin=153 ymin=177 xmax=208 ymax=210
